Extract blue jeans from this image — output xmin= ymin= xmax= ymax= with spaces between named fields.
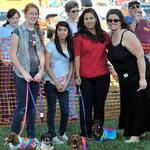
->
xmin=44 ymin=82 xmax=69 ymax=138
xmin=11 ymin=72 xmax=39 ymax=138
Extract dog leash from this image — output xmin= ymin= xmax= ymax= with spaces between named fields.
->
xmin=78 ymin=86 xmax=88 ymax=150
xmin=28 ymin=85 xmax=45 ymax=134
xmin=39 ymin=93 xmax=44 ymax=120
xmin=39 ymin=83 xmax=44 ymax=121
xmin=81 ymin=136 xmax=87 ymax=150
xmin=77 ymin=86 xmax=88 ymax=137
xmin=18 ymin=82 xmax=29 ymax=136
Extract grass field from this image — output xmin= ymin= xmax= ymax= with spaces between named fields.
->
xmin=1 ymin=120 xmax=150 ymax=150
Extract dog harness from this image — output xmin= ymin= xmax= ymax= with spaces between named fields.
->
xmin=18 ymin=137 xmax=41 ymax=150
xmin=97 ymin=128 xmax=118 ymax=142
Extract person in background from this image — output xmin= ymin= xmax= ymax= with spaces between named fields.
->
xmin=106 ymin=9 xmax=150 ymax=143
xmin=126 ymin=1 xmax=150 ymax=61
xmin=44 ymin=21 xmax=74 ymax=144
xmin=10 ymin=3 xmax=45 ymax=138
xmin=0 ymin=8 xmax=20 ymax=122
xmin=64 ymin=0 xmax=80 ymax=120
xmin=47 ymin=28 xmax=54 ymax=41
xmin=65 ymin=0 xmax=79 ymax=35
xmin=74 ymin=8 xmax=110 ymax=138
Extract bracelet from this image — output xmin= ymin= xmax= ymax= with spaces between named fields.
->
xmin=76 ymin=76 xmax=81 ymax=80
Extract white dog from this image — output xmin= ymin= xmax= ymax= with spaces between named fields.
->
xmin=5 ymin=132 xmax=54 ymax=150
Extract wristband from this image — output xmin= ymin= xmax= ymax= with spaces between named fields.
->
xmin=76 ymin=76 xmax=80 ymax=79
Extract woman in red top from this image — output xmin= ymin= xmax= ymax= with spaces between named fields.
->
xmin=74 ymin=8 xmax=110 ymax=138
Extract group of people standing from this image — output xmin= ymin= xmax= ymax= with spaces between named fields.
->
xmin=0 ymin=0 xmax=150 ymax=145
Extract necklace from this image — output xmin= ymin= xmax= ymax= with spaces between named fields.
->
xmin=29 ymin=31 xmax=36 ymax=47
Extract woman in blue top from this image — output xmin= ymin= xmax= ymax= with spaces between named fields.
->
xmin=0 ymin=8 xmax=20 ymax=122
xmin=44 ymin=21 xmax=74 ymax=145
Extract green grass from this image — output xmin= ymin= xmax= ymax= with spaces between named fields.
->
xmin=1 ymin=120 xmax=150 ymax=150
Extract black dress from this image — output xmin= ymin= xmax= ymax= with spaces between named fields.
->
xmin=107 ymin=30 xmax=150 ymax=136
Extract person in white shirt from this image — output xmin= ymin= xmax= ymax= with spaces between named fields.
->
xmin=65 ymin=0 xmax=80 ymax=120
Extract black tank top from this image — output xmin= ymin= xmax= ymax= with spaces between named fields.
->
xmin=107 ymin=30 xmax=150 ymax=85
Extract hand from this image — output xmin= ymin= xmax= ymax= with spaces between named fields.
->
xmin=55 ymin=82 xmax=63 ymax=92
xmin=75 ymin=77 xmax=81 ymax=85
xmin=137 ymin=79 xmax=147 ymax=92
xmin=22 ymin=71 xmax=33 ymax=83
xmin=60 ymin=82 xmax=68 ymax=92
xmin=133 ymin=10 xmax=142 ymax=23
xmin=111 ymin=71 xmax=118 ymax=82
xmin=33 ymin=71 xmax=43 ymax=82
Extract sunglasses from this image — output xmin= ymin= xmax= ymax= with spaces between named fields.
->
xmin=70 ymin=10 xmax=80 ymax=13
xmin=107 ymin=19 xmax=120 ymax=23
xmin=131 ymin=5 xmax=140 ymax=9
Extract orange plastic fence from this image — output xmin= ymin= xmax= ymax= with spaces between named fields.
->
xmin=0 ymin=37 xmax=121 ymax=128
xmin=0 ymin=63 xmax=120 ymax=128
xmin=1 ymin=43 xmax=150 ymax=130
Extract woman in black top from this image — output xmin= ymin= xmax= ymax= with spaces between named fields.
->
xmin=106 ymin=9 xmax=150 ymax=143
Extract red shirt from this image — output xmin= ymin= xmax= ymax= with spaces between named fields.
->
xmin=135 ymin=20 xmax=150 ymax=44
xmin=74 ymin=32 xmax=109 ymax=78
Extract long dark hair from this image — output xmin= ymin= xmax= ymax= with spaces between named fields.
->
xmin=3 ymin=8 xmax=20 ymax=27
xmin=55 ymin=21 xmax=74 ymax=62
xmin=106 ymin=9 xmax=130 ymax=30
xmin=77 ymin=8 xmax=105 ymax=43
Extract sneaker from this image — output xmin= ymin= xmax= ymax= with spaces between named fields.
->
xmin=2 ymin=119 xmax=10 ymax=122
xmin=124 ymin=136 xmax=140 ymax=143
xmin=34 ymin=138 xmax=40 ymax=144
xmin=140 ymin=133 xmax=146 ymax=139
xmin=52 ymin=136 xmax=63 ymax=145
xmin=69 ymin=115 xmax=78 ymax=121
xmin=61 ymin=133 xmax=69 ymax=142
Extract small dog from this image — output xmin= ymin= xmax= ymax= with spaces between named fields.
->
xmin=92 ymin=120 xmax=118 ymax=142
xmin=4 ymin=132 xmax=54 ymax=150
xmin=68 ymin=134 xmax=83 ymax=150
xmin=40 ymin=132 xmax=54 ymax=150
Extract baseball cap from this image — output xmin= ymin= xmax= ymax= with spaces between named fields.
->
xmin=128 ymin=1 xmax=140 ymax=8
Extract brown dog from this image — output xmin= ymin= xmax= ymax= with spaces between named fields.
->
xmin=68 ymin=135 xmax=83 ymax=150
